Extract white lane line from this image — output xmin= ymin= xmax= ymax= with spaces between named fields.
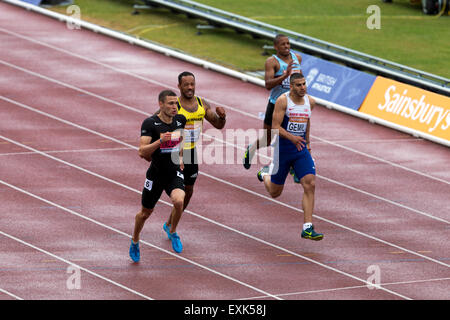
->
xmin=0 ymin=178 xmax=282 ymax=300
xmin=200 ymin=171 xmax=450 ymax=269
xmin=0 ymin=147 xmax=132 ymax=157
xmin=0 ymin=27 xmax=447 ymax=185
xmin=0 ymin=59 xmax=149 ymax=116
xmin=0 ymin=230 xmax=153 ymax=300
xmin=0 ymin=288 xmax=24 ymax=300
xmin=238 ymin=277 xmax=450 ymax=300
xmin=313 ymin=135 xmax=450 ymax=185
xmin=0 ymin=137 xmax=414 ymax=300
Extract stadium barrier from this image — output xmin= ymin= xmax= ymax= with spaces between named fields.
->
xmin=4 ymin=0 xmax=449 ymax=147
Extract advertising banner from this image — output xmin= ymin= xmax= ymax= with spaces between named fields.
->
xmin=296 ymin=51 xmax=376 ymax=111
xmin=359 ymin=76 xmax=450 ymax=142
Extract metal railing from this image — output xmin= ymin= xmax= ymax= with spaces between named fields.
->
xmin=140 ymin=0 xmax=450 ymax=96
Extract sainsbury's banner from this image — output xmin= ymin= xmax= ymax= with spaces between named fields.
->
xmin=359 ymin=76 xmax=450 ymax=142
xmin=296 ymin=51 xmax=376 ymax=111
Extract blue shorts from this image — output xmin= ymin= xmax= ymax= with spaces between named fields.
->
xmin=270 ymin=149 xmax=316 ymax=185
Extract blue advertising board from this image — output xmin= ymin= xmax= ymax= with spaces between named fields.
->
xmin=20 ymin=0 xmax=42 ymax=4
xmin=295 ymin=51 xmax=376 ymax=111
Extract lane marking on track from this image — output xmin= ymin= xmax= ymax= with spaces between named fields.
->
xmin=0 ymin=288 xmax=24 ymax=300
xmin=0 ymin=147 xmax=133 ymax=157
xmin=0 ymin=230 xmax=153 ymax=300
xmin=0 ymin=178 xmax=282 ymax=301
xmin=0 ymin=138 xmax=415 ymax=300
xmin=238 ymin=277 xmax=450 ymax=300
xmin=0 ymin=30 xmax=447 ymax=185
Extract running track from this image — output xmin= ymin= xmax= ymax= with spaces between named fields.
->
xmin=0 ymin=2 xmax=449 ymax=300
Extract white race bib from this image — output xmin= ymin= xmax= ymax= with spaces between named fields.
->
xmin=287 ymin=115 xmax=307 ymax=136
xmin=144 ymin=179 xmax=153 ymax=191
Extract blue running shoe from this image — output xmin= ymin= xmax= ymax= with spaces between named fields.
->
xmin=301 ymin=225 xmax=323 ymax=241
xmin=170 ymin=232 xmax=183 ymax=253
xmin=129 ymin=239 xmax=140 ymax=262
xmin=290 ymin=167 xmax=301 ymax=184
xmin=257 ymin=165 xmax=270 ymax=182
xmin=163 ymin=222 xmax=171 ymax=240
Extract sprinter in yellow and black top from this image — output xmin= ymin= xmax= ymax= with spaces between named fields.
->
xmin=162 ymin=71 xmax=227 ymax=240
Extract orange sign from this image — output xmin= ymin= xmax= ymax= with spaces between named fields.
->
xmin=359 ymin=77 xmax=450 ymax=142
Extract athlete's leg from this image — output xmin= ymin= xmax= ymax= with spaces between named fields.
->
xmin=244 ymin=102 xmax=274 ymax=169
xmin=130 ymin=206 xmax=152 ymax=262
xmin=299 ymin=174 xmax=315 ymax=224
xmin=252 ymin=122 xmax=272 ymax=153
xmin=258 ymin=154 xmax=289 ymax=198
xmin=166 ymin=185 xmax=192 ymax=229
xmin=168 ymin=188 xmax=185 ymax=234
xmin=263 ymin=175 xmax=284 ymax=198
xmin=166 ymin=161 xmax=196 ymax=229
xmin=166 ymin=188 xmax=185 ymax=253
xmin=132 ymin=206 xmax=153 ymax=243
xmin=134 ymin=171 xmax=163 ymax=242
xmin=299 ymin=173 xmax=322 ymax=240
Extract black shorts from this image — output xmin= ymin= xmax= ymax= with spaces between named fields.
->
xmin=183 ymin=163 xmax=198 ymax=186
xmin=141 ymin=166 xmax=185 ymax=209
xmin=182 ymin=147 xmax=199 ymax=186
xmin=263 ymin=101 xmax=275 ymax=126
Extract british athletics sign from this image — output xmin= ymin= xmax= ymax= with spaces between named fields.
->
xmin=296 ymin=51 xmax=376 ymax=111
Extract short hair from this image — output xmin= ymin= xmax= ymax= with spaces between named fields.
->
xmin=274 ymin=34 xmax=288 ymax=45
xmin=290 ymin=72 xmax=305 ymax=83
xmin=178 ymin=71 xmax=195 ymax=84
xmin=158 ymin=89 xmax=177 ymax=102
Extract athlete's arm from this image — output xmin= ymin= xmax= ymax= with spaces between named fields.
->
xmin=305 ymin=95 xmax=315 ymax=152
xmin=203 ymin=99 xmax=226 ymax=129
xmin=272 ymin=95 xmax=306 ymax=151
xmin=295 ymin=53 xmax=303 ymax=76
xmin=264 ymin=56 xmax=295 ymax=91
xmin=138 ymin=136 xmax=158 ymax=162
xmin=178 ymin=134 xmax=184 ymax=171
xmin=138 ymin=132 xmax=172 ymax=161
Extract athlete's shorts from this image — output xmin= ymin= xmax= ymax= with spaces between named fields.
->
xmin=182 ymin=147 xmax=199 ymax=186
xmin=263 ymin=101 xmax=275 ymax=126
xmin=270 ymin=149 xmax=316 ymax=185
xmin=141 ymin=166 xmax=185 ymax=209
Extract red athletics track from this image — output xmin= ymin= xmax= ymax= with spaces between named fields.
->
xmin=0 ymin=2 xmax=449 ymax=300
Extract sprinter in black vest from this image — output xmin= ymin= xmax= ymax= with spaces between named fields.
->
xmin=130 ymin=90 xmax=187 ymax=262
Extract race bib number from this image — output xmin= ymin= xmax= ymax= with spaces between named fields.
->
xmin=144 ymin=179 xmax=153 ymax=191
xmin=287 ymin=115 xmax=307 ymax=136
xmin=160 ymin=131 xmax=181 ymax=153
xmin=184 ymin=122 xmax=202 ymax=143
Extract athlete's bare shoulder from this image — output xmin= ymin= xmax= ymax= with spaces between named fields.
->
xmin=265 ymin=55 xmax=279 ymax=69
xmin=275 ymin=92 xmax=288 ymax=106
